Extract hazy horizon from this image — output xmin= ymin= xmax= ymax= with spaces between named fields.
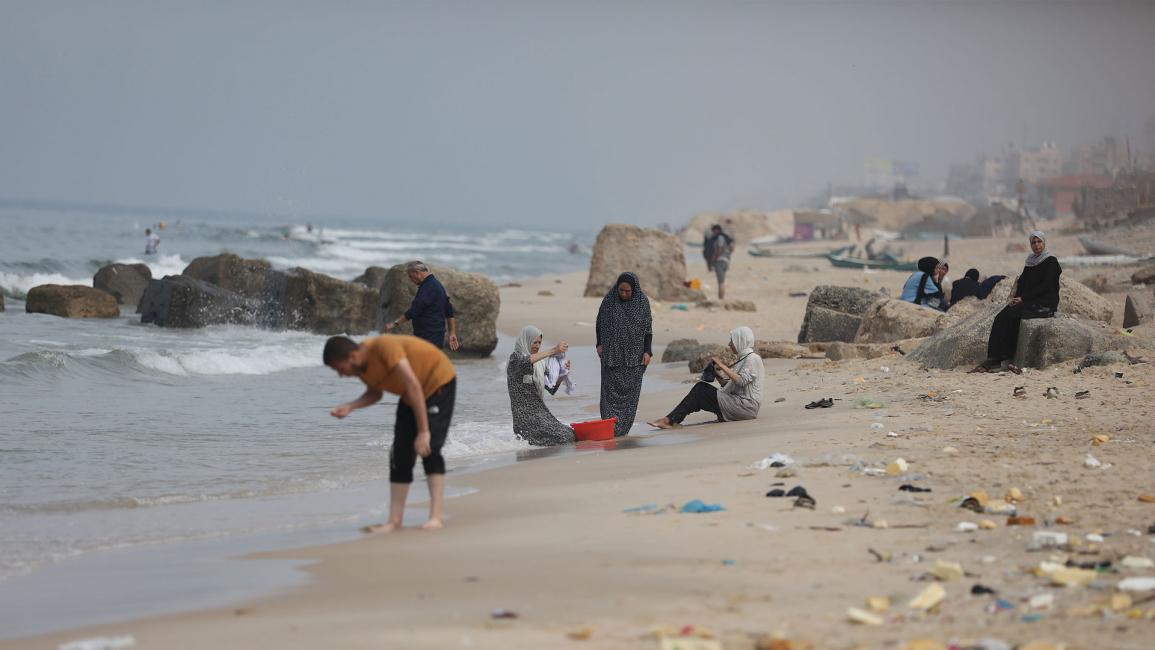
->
xmin=2 ymin=1 xmax=1153 ymax=230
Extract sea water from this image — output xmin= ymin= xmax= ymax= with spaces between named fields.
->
xmin=0 ymin=206 xmax=603 ymax=635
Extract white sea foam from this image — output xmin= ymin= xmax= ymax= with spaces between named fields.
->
xmin=0 ymin=271 xmax=91 ymax=297
xmin=130 ymin=343 xmax=317 ymax=376
xmin=114 ymin=253 xmax=187 ymax=279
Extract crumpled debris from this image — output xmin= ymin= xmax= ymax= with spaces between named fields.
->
xmin=750 ymin=453 xmax=795 ymax=470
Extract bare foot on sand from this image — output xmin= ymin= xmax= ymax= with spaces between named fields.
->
xmin=647 ymin=418 xmax=676 ymax=430
xmin=361 ymin=521 xmax=401 ymax=535
xmin=420 ymin=519 xmax=444 ymax=530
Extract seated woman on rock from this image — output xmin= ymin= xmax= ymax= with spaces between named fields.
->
xmin=900 ymin=257 xmax=947 ymax=311
xmin=971 ymin=231 xmax=1062 ymax=374
xmin=506 ymin=325 xmax=574 ymax=446
xmin=647 ymin=326 xmax=764 ymax=429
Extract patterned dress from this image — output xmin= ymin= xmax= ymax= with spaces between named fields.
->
xmin=596 ymin=272 xmax=652 ymax=437
xmin=506 ymin=350 xmax=574 ymax=447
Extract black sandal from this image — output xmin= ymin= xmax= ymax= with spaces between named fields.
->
xmin=804 ymin=398 xmax=834 ymax=409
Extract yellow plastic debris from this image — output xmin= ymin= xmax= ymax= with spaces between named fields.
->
xmin=566 ymin=627 xmax=593 ymax=641
xmin=1006 ymin=487 xmax=1024 ymax=503
xmin=846 ymin=607 xmax=885 ymax=626
xmin=1051 ymin=567 xmax=1097 ymax=587
xmin=1111 ymin=593 xmax=1133 ymax=611
xmin=886 ymin=458 xmax=908 ymax=476
xmin=979 ymin=519 xmax=998 ymax=530
xmin=866 ymin=596 xmax=890 ymax=612
xmin=1092 ymin=434 xmax=1110 ymax=446
xmin=931 ymin=560 xmax=965 ymax=582
xmin=908 ymin=583 xmax=946 ymax=610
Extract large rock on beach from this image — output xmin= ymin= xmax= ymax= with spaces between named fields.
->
xmin=584 ymin=224 xmax=704 ymax=302
xmin=378 ymin=265 xmax=499 ymax=357
xmin=93 ymin=263 xmax=152 ymax=307
xmin=987 ymin=275 xmax=1114 ymax=322
xmin=0 ymin=293 xmax=4 ymax=312
xmin=661 ymin=338 xmax=712 ymax=363
xmin=139 ymin=275 xmax=259 ymax=328
xmin=25 ymin=285 xmax=119 ymax=319
xmin=182 ymin=253 xmax=274 ymax=298
xmin=797 ymin=286 xmax=883 ymax=343
xmin=1124 ymin=292 xmax=1152 ymax=328
xmin=1132 ymin=264 xmax=1155 ymax=285
xmin=907 ymin=301 xmax=1128 ymax=370
xmin=273 ymin=267 xmax=379 ymax=335
xmin=352 ymin=266 xmax=388 ymax=290
xmin=854 ymin=299 xmax=942 ymax=344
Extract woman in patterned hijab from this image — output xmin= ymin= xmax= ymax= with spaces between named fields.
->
xmin=506 ymin=325 xmax=574 ymax=446
xmin=595 ymin=272 xmax=653 ymax=436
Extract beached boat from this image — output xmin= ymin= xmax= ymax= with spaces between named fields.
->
xmin=825 ymin=250 xmax=919 ymax=271
xmin=1078 ymin=237 xmax=1141 ymax=257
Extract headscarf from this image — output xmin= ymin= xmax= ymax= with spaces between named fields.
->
xmin=964 ymin=268 xmax=980 ymax=282
xmin=596 ymin=272 xmax=652 ymax=367
xmin=722 ymin=326 xmax=757 ymax=396
xmin=913 ymin=256 xmax=941 ymax=306
xmin=1024 ymin=231 xmax=1052 ymax=267
xmin=515 ymin=325 xmax=547 ymax=399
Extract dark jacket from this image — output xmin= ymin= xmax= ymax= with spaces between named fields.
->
xmin=1015 ymin=257 xmax=1062 ymax=310
xmin=950 ymin=276 xmax=980 ymax=307
xmin=405 ymin=275 xmax=455 ymax=347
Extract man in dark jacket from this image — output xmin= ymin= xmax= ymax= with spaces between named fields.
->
xmin=384 ymin=261 xmax=460 ymax=351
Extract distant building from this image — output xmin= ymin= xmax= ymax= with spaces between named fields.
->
xmin=1034 ymin=174 xmax=1113 ymax=219
xmin=1067 ymin=137 xmax=1125 ymax=176
xmin=1015 ymin=142 xmax=1063 ymax=184
xmin=863 ymin=158 xmax=920 ymax=192
xmin=792 ymin=210 xmax=843 ymax=241
xmin=946 ymin=162 xmax=983 ymax=200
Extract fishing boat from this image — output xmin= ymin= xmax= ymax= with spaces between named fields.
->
xmin=825 ymin=250 xmax=919 ymax=271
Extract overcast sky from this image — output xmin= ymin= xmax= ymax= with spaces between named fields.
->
xmin=2 ymin=1 xmax=1153 ymax=229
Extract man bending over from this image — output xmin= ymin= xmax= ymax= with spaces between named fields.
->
xmin=324 ymin=334 xmax=457 ymax=533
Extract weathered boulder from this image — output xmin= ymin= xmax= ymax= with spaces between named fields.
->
xmin=1124 ymin=292 xmax=1152 ymax=328
xmin=93 ymin=263 xmax=152 ymax=307
xmin=797 ymin=286 xmax=882 ymax=343
xmin=1132 ymin=264 xmax=1155 ymax=285
xmin=909 ymin=302 xmax=1127 ymax=369
xmin=0 ymin=293 xmax=4 ymax=312
xmin=378 ymin=265 xmax=499 ymax=357
xmin=826 ymin=341 xmax=891 ymax=361
xmin=352 ymin=266 xmax=388 ymax=291
xmin=139 ymin=275 xmax=259 ymax=328
xmin=182 ymin=253 xmax=274 ymax=298
xmin=584 ymin=224 xmax=704 ymax=302
xmin=272 ymin=267 xmax=378 ymax=335
xmin=686 ymin=339 xmax=808 ymax=372
xmin=25 ymin=285 xmax=119 ymax=318
xmin=987 ymin=274 xmax=1113 ymax=322
xmin=854 ymin=299 xmax=943 ymax=344
xmin=662 ymin=338 xmax=715 ymax=363
xmin=1081 ymin=274 xmax=1109 ymax=294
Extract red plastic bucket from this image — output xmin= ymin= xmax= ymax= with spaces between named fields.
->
xmin=571 ymin=417 xmax=616 ymax=441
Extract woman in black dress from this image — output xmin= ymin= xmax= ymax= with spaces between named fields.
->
xmin=972 ymin=231 xmax=1061 ymax=373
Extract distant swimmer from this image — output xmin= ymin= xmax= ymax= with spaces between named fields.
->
xmin=324 ymin=334 xmax=457 ymax=532
xmin=144 ymin=228 xmax=160 ymax=255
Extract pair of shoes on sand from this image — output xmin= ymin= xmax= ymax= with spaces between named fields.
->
xmin=804 ymin=397 xmax=834 ymax=409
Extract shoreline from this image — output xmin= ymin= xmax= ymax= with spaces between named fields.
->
xmin=5 ymin=233 xmax=1155 ymax=649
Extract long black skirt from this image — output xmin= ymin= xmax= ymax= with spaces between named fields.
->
xmin=600 ymin=364 xmax=646 ymax=437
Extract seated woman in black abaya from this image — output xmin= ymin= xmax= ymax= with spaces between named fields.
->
xmin=971 ymin=231 xmax=1061 ymax=374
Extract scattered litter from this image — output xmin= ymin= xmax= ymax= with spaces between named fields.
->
xmin=721 ymin=559 xmax=735 ymax=566
xmin=750 ymin=453 xmax=795 ymax=470
xmin=887 ymin=431 xmax=899 ymax=438
xmin=831 ymin=506 xmax=846 ymax=514
xmin=1033 ymin=531 xmax=1068 ymax=547
xmin=1052 ymin=495 xmax=1063 ymax=506
xmin=980 ymin=520 xmax=998 ymax=530
xmin=774 ymin=397 xmax=786 ymax=403
xmin=1119 ymin=577 xmax=1155 ymax=592
xmin=899 ymin=484 xmax=932 ymax=493
xmin=1138 ymin=494 xmax=1155 ymax=503
xmin=1051 ymin=567 xmax=1097 ymax=587
xmin=886 ymin=458 xmax=908 ymax=476
xmin=1091 ymin=434 xmax=1110 ymax=446
xmin=765 ymin=489 xmax=786 ymax=498
xmin=680 ymin=500 xmax=725 ymax=514
xmin=566 ymin=627 xmax=593 ymax=641
xmin=1086 ymin=533 xmax=1105 ymax=543
xmin=775 ymin=467 xmax=797 ymax=478
xmin=987 ymin=598 xmax=1015 ymax=613
xmin=908 ymin=583 xmax=946 ymax=610
xmin=879 ymin=366 xmax=890 ymax=373
xmin=1044 ymin=387 xmax=1059 ymax=399
xmin=491 ymin=609 xmax=518 ymax=619
xmin=930 ymin=559 xmax=965 ymax=582
xmin=846 ymin=607 xmax=884 ymax=626
xmin=624 ymin=503 xmax=662 ymax=514
xmin=658 ymin=637 xmax=722 ymax=650
xmin=1075 ymin=390 xmax=1090 ymax=400
xmin=1084 ymin=455 xmax=1103 ymax=469
xmin=1121 ymin=556 xmax=1155 ymax=569
xmin=1012 ymin=386 xmax=1026 ymax=398
xmin=1054 ymin=516 xmax=1073 ymax=525
xmin=870 ymin=422 xmax=884 ymax=429
xmin=670 ymin=303 xmax=689 ymax=311
xmin=1028 ymin=593 xmax=1054 ymax=610
xmin=970 ymin=584 xmax=997 ymax=595
xmin=866 ymin=595 xmax=891 ymax=612
xmin=1006 ymin=487 xmax=1024 ymax=503
xmin=854 ymin=397 xmax=885 ymax=409
xmin=804 ymin=398 xmax=834 ymax=409
xmin=955 ymin=521 xmax=979 ymax=533
xmin=58 ymin=638 xmax=136 ymax=650
xmin=1007 ymin=516 xmax=1036 ymax=526
xmin=794 ymin=495 xmax=816 ymax=510
xmin=942 ymin=446 xmax=959 ymax=454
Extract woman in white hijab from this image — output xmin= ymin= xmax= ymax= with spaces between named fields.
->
xmin=506 ymin=326 xmax=574 ymax=446
xmin=647 ymin=326 xmax=765 ymax=429
xmin=971 ymin=231 xmax=1062 ymax=374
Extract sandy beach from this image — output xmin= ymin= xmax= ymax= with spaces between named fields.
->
xmin=6 ymin=230 xmax=1155 ymax=650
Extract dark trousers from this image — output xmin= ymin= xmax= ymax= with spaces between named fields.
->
xmin=390 ymin=378 xmax=455 ymax=483
xmin=667 ymin=381 xmax=723 ymax=424
xmin=987 ymin=303 xmax=1026 ymax=362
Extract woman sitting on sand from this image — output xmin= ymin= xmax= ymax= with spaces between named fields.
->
xmin=647 ymin=327 xmax=764 ymax=429
xmin=900 ymin=257 xmax=947 ymax=311
xmin=971 ymin=231 xmax=1062 ymax=374
xmin=507 ymin=325 xmax=575 ymax=446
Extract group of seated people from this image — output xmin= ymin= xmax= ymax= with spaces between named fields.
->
xmin=900 ymin=232 xmax=1063 ymax=373
xmin=900 ymin=258 xmax=1006 ymax=312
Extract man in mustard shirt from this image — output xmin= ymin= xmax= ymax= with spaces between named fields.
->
xmin=324 ymin=334 xmax=457 ymax=533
